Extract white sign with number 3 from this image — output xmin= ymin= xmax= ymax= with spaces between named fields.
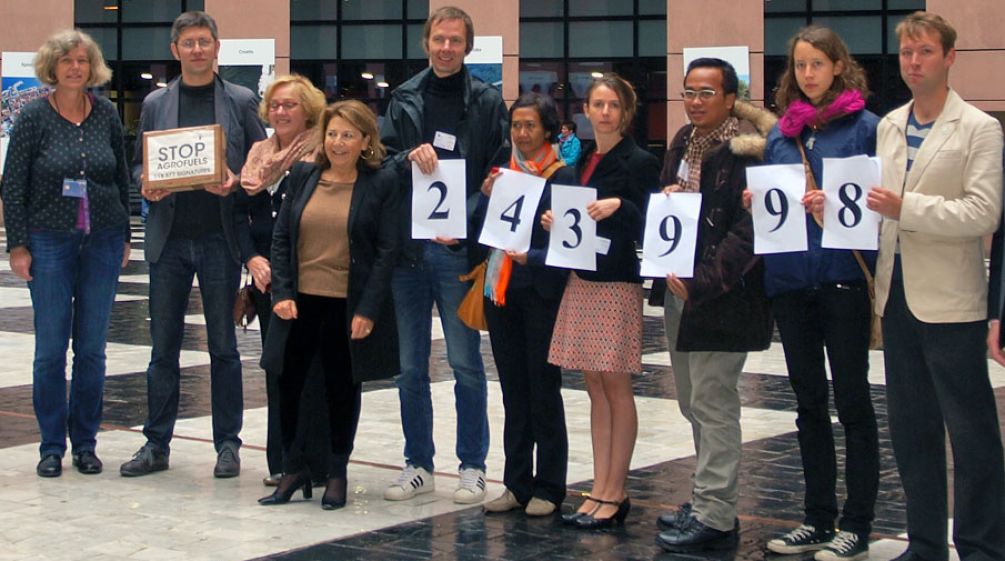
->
xmin=821 ymin=155 xmax=882 ymax=251
xmin=546 ymin=184 xmax=597 ymax=271
xmin=478 ymin=168 xmax=546 ymax=252
xmin=641 ymin=192 xmax=701 ymax=278
xmin=411 ymin=159 xmax=467 ymax=240
xmin=747 ymin=164 xmax=808 ymax=255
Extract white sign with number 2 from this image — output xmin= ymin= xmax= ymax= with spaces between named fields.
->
xmin=747 ymin=164 xmax=808 ymax=255
xmin=478 ymin=168 xmax=546 ymax=253
xmin=546 ymin=184 xmax=597 ymax=271
xmin=411 ymin=159 xmax=467 ymax=240
xmin=641 ymin=192 xmax=702 ymax=278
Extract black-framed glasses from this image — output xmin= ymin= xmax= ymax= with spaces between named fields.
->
xmin=681 ymin=89 xmax=717 ymax=101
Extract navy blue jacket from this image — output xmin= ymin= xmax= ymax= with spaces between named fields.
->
xmin=761 ymin=109 xmax=879 ymax=297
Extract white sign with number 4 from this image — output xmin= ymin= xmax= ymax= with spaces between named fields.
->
xmin=546 ymin=184 xmax=597 ymax=271
xmin=411 ymin=159 xmax=467 ymax=240
xmin=478 ymin=168 xmax=546 ymax=253
xmin=641 ymin=192 xmax=701 ymax=278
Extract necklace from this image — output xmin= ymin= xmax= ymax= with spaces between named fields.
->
xmin=53 ymin=92 xmax=88 ymax=126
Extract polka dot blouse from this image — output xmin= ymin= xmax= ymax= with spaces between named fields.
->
xmin=1 ymin=95 xmax=131 ymax=251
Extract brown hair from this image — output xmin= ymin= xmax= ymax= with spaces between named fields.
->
xmin=258 ymin=74 xmax=326 ymax=130
xmin=34 ymin=29 xmax=112 ymax=87
xmin=895 ymin=11 xmax=957 ymax=55
xmin=584 ymin=73 xmax=637 ymax=135
xmin=773 ymin=25 xmax=869 ymax=112
xmin=422 ymin=6 xmax=474 ymax=56
xmin=315 ymin=100 xmax=386 ymax=170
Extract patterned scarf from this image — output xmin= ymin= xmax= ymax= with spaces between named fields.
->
xmin=680 ymin=116 xmax=739 ymax=192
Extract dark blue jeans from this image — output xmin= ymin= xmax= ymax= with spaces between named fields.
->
xmin=772 ymin=284 xmax=879 ymax=538
xmin=143 ymin=234 xmax=242 ymax=453
xmin=883 ymin=280 xmax=1005 ymax=561
xmin=392 ymin=242 xmax=488 ymax=472
xmin=28 ymin=227 xmax=125 ymax=458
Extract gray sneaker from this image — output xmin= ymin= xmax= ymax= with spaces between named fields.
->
xmin=213 ymin=444 xmax=241 ymax=478
xmin=120 ymin=443 xmax=169 ymax=477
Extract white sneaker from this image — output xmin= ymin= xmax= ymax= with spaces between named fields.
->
xmin=453 ymin=468 xmax=486 ymax=504
xmin=383 ymin=465 xmax=434 ymax=501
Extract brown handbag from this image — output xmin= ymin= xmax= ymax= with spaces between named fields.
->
xmin=457 ymin=260 xmax=488 ymax=331
xmin=797 ymin=137 xmax=882 ymax=350
xmin=233 ymin=270 xmax=257 ymax=330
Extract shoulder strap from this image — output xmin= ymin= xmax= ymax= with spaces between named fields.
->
xmin=541 ymin=160 xmax=565 ymax=180
xmin=851 ymin=250 xmax=874 ymax=285
xmin=795 ymin=137 xmax=819 ymax=192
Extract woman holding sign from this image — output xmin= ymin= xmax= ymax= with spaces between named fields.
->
xmin=478 ymin=92 xmax=575 ymax=517
xmin=544 ymin=74 xmax=660 ymax=529
xmin=757 ymin=26 xmax=880 ymax=560
xmin=259 ymin=100 xmax=400 ymax=510
xmin=1 ymin=30 xmax=130 ymax=478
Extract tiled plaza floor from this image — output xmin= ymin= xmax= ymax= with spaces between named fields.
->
xmin=1 ymin=220 xmax=1000 ymax=560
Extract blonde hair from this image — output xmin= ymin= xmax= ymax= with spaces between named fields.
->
xmin=259 ymin=74 xmax=326 ymax=130
xmin=585 ymin=73 xmax=638 ymax=135
xmin=316 ymin=100 xmax=386 ymax=170
xmin=896 ymin=11 xmax=957 ymax=55
xmin=34 ymin=29 xmax=112 ymax=87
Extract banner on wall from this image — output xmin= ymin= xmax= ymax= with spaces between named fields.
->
xmin=682 ymin=46 xmax=751 ymax=100
xmin=467 ymin=36 xmax=502 ymax=92
xmin=2 ymin=52 xmax=49 ymax=173
xmin=218 ymin=39 xmax=275 ymax=101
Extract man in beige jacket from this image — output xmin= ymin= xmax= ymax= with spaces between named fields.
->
xmin=868 ymin=11 xmax=1005 ymax=561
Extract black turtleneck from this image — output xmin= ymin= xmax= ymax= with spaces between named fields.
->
xmin=170 ymin=80 xmax=223 ymax=240
xmin=422 ymin=69 xmax=465 ymax=159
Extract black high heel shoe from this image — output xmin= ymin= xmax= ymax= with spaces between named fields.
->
xmin=562 ymin=497 xmax=600 ymax=525
xmin=321 ymin=477 xmax=347 ymax=510
xmin=573 ymin=497 xmax=631 ymax=530
xmin=258 ymin=472 xmax=313 ymax=505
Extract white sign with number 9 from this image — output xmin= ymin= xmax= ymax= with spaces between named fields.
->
xmin=747 ymin=163 xmax=808 ymax=255
xmin=478 ymin=168 xmax=546 ymax=252
xmin=641 ymin=192 xmax=701 ymax=278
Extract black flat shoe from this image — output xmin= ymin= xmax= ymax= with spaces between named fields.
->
xmin=72 ymin=451 xmax=103 ymax=475
xmin=258 ymin=472 xmax=312 ymax=505
xmin=321 ymin=477 xmax=347 ymax=510
xmin=36 ymin=454 xmax=62 ymax=478
xmin=574 ymin=497 xmax=631 ymax=530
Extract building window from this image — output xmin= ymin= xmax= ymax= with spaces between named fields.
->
xmin=763 ymin=0 xmax=925 ymax=115
xmin=290 ymin=0 xmax=429 ymax=117
xmin=518 ymin=0 xmax=668 ymax=154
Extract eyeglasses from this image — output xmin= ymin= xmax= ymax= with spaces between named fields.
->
xmin=326 ymin=130 xmax=359 ymax=142
xmin=681 ymin=89 xmax=718 ymax=101
xmin=268 ymin=101 xmax=300 ymax=112
xmin=177 ymin=38 xmax=214 ymax=50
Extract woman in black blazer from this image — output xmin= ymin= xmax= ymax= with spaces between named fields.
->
xmin=478 ymin=93 xmax=574 ymax=517
xmin=258 ymin=100 xmax=400 ymax=510
xmin=544 ymin=74 xmax=661 ymax=529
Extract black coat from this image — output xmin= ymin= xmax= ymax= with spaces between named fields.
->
xmin=574 ymin=135 xmax=660 ymax=284
xmin=651 ymin=102 xmax=775 ymax=353
xmin=260 ymin=162 xmax=401 ymax=383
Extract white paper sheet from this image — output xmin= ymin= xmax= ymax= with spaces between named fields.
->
xmin=641 ymin=192 xmax=702 ymax=278
xmin=546 ymin=184 xmax=597 ymax=271
xmin=821 ymin=155 xmax=882 ymax=251
xmin=477 ymin=168 xmax=546 ymax=252
xmin=411 ymin=160 xmax=468 ymax=240
xmin=747 ymin=164 xmax=809 ymax=254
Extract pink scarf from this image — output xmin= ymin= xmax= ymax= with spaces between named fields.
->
xmin=779 ymin=89 xmax=865 ymax=138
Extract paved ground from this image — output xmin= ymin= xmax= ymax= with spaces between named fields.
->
xmin=1 ymin=220 xmax=999 ymax=561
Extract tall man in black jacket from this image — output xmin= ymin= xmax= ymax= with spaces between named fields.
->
xmin=652 ymin=59 xmax=774 ymax=552
xmin=379 ymin=5 xmax=508 ymax=504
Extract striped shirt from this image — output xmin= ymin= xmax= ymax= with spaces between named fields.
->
xmin=906 ymin=111 xmax=934 ymax=171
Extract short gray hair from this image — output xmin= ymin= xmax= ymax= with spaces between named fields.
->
xmin=171 ymin=11 xmax=219 ymax=43
xmin=34 ymin=29 xmax=112 ymax=87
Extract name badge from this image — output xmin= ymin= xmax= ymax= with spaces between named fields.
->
xmin=596 ymin=236 xmax=612 ymax=255
xmin=62 ymin=178 xmax=87 ymax=198
xmin=676 ymin=159 xmax=690 ymax=184
xmin=434 ymin=131 xmax=457 ymax=152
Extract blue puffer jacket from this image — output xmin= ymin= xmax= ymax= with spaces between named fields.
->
xmin=761 ymin=108 xmax=880 ymax=298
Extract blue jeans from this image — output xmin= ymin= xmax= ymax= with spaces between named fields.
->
xmin=143 ymin=234 xmax=242 ymax=453
xmin=28 ymin=227 xmax=125 ymax=458
xmin=392 ymin=242 xmax=488 ymax=472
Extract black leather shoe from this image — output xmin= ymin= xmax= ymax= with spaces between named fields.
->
xmin=574 ymin=497 xmax=631 ymax=530
xmin=72 ymin=451 xmax=103 ymax=474
xmin=213 ymin=445 xmax=240 ymax=478
xmin=562 ymin=498 xmax=600 ymax=525
xmin=120 ymin=443 xmax=169 ymax=477
xmin=259 ymin=472 xmax=313 ymax=505
xmin=657 ymin=502 xmax=691 ymax=530
xmin=36 ymin=454 xmax=62 ymax=478
xmin=655 ymin=514 xmax=738 ymax=552
xmin=322 ymin=477 xmax=347 ymax=510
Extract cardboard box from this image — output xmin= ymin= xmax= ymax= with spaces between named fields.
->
xmin=143 ymin=124 xmax=226 ymax=191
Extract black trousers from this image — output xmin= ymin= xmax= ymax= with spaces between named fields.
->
xmin=485 ymin=286 xmax=568 ymax=505
xmin=279 ymin=293 xmax=361 ymax=478
xmin=772 ymin=284 xmax=879 ymax=538
xmin=251 ymin=285 xmax=328 ymax=477
xmin=882 ymin=280 xmax=1005 ymax=561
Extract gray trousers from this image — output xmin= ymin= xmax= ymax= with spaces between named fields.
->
xmin=664 ymin=294 xmax=747 ymax=532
